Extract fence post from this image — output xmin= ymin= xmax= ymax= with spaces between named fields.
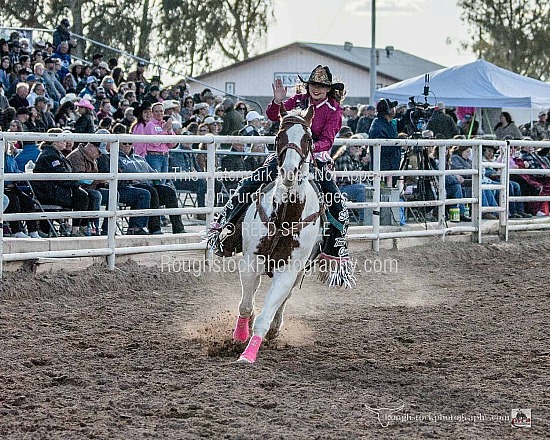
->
xmin=437 ymin=143 xmax=447 ymax=237
xmin=372 ymin=142 xmax=381 ymax=252
xmin=106 ymin=139 xmax=120 ymax=270
xmin=500 ymin=141 xmax=510 ymax=240
xmin=0 ymin=137 xmax=5 ymax=278
xmin=472 ymin=143 xmax=482 ymax=243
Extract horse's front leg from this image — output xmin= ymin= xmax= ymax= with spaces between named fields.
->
xmin=238 ymin=270 xmax=297 ymax=363
xmin=234 ymin=256 xmax=261 ymax=343
xmin=265 ymin=270 xmax=303 ymax=340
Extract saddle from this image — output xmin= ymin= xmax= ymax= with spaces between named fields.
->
xmin=212 ymin=180 xmax=327 ymax=263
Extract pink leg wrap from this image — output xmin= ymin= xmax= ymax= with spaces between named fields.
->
xmin=232 ymin=316 xmax=250 ymax=342
xmin=238 ymin=335 xmax=263 ymax=363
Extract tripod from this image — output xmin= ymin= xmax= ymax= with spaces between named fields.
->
xmin=399 ymin=145 xmax=439 ymax=225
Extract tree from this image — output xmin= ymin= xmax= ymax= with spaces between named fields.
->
xmin=0 ymin=0 xmax=274 ymax=77
xmin=458 ymin=0 xmax=550 ymax=81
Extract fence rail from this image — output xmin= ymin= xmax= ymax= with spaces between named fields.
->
xmin=1 ymin=132 xmax=549 ymax=275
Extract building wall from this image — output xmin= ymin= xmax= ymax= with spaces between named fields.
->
xmin=193 ymin=46 xmax=395 ymax=110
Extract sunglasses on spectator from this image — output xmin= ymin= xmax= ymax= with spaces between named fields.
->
xmin=121 ymin=142 xmax=132 ymax=146
xmin=238 ymin=107 xmax=246 ymax=110
xmin=198 ymin=129 xmax=208 ymax=133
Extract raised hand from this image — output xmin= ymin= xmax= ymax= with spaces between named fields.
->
xmin=272 ymin=78 xmax=287 ymax=104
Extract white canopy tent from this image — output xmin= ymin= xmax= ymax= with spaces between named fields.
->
xmin=374 ymin=59 xmax=550 ymax=109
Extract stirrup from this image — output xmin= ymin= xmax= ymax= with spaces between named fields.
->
xmin=316 ymin=252 xmax=356 ymax=289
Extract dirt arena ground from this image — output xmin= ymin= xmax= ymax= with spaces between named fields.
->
xmin=1 ymin=235 xmax=548 ymax=439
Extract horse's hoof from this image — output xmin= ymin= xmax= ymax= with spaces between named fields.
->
xmin=232 ymin=316 xmax=250 ymax=342
xmin=237 ymin=355 xmax=255 ymax=364
xmin=238 ymin=335 xmax=262 ymax=364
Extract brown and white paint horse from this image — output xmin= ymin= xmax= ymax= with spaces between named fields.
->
xmin=234 ymin=105 xmax=324 ymax=363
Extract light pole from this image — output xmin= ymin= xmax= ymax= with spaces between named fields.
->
xmin=369 ymin=0 xmax=377 ymax=105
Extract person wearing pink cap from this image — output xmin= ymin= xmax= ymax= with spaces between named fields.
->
xmin=73 ymin=98 xmax=95 ymax=133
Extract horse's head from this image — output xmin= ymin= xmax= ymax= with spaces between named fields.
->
xmin=275 ymin=104 xmax=314 ymax=187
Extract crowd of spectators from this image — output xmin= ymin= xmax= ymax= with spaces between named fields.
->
xmin=334 ymin=99 xmax=550 ymax=224
xmin=0 ymin=21 xmax=276 ymax=238
xmin=3 ymin=20 xmax=550 ymax=236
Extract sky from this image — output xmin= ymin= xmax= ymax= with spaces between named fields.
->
xmin=264 ymin=0 xmax=477 ymax=68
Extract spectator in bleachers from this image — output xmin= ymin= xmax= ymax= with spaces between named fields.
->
xmin=220 ymin=97 xmax=244 ymax=141
xmin=96 ymin=99 xmax=112 ymax=121
xmin=34 ymin=97 xmax=55 ymax=131
xmin=15 ymin=138 xmax=41 ymax=171
xmin=119 ymin=106 xmax=135 ymax=129
xmin=169 ymin=122 xmax=207 ymax=219
xmin=143 ymin=102 xmax=175 ymax=174
xmin=234 ymin=101 xmax=248 ymax=120
xmin=32 ymin=128 xmax=90 ymax=237
xmin=142 ymin=85 xmax=160 ymax=106
xmin=94 ymin=124 xmax=150 ymax=235
xmin=219 ymin=139 xmax=246 ymax=196
xmin=238 ymin=110 xmax=263 ymax=152
xmin=0 ymin=83 xmax=10 ymax=111
xmin=130 ymin=102 xmax=152 ymax=157
xmin=244 ymin=143 xmax=267 ymax=172
xmin=494 ymin=112 xmax=522 ymax=140
xmin=0 ymin=56 xmax=13 ymax=90
xmin=198 ymin=91 xmax=213 ymax=115
xmin=73 ymin=98 xmax=96 ymax=133
xmin=181 ymin=96 xmax=195 ymax=123
xmin=19 ymin=55 xmax=31 ymax=71
xmin=26 ymin=81 xmax=47 ymax=107
xmin=112 ymin=99 xmax=130 ymax=121
xmin=52 ymin=18 xmax=77 ymax=53
xmin=9 ymin=82 xmax=30 ymax=110
xmin=5 ymin=67 xmax=29 ymax=98
xmin=369 ymin=99 xmax=400 ymax=174
xmin=42 ymin=57 xmax=66 ymax=105
xmin=53 ymin=41 xmax=71 ymax=80
xmin=0 ymin=39 xmax=9 ymax=58
xmin=203 ymin=115 xmax=223 ymax=135
xmin=111 ymin=67 xmax=125 ymax=86
xmin=67 ymin=141 xmax=104 ymax=235
xmin=96 ymin=61 xmax=110 ymax=81
xmin=483 ymin=145 xmax=531 ymax=218
xmin=54 ymin=94 xmax=79 ymax=128
xmin=450 ymin=145 xmax=498 ymax=219
xmin=189 ymin=102 xmax=209 ymax=124
xmin=65 ymin=60 xmax=83 ymax=91
xmin=127 ymin=61 xmax=147 ymax=85
xmin=333 ymin=136 xmax=369 ymax=223
xmin=14 ymin=107 xmax=31 ymax=130
xmin=118 ymin=140 xmax=186 ymax=234
xmin=346 ymin=105 xmax=359 ymax=133
xmin=26 ymin=106 xmax=46 ymax=132
xmin=3 ymin=141 xmax=41 ymax=238
xmin=530 ymin=111 xmax=549 ymax=141
xmin=8 ymin=40 xmax=22 ymax=65
xmin=426 ymin=102 xmax=459 ymax=139
xmin=78 ymin=75 xmax=98 ymax=98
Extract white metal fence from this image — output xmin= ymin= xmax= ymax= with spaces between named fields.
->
xmin=1 ymin=132 xmax=549 ymax=275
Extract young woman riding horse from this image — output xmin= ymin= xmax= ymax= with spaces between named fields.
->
xmin=209 ymin=65 xmax=354 ymax=287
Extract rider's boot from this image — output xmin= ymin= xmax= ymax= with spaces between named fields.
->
xmin=208 ymin=156 xmax=279 ymax=257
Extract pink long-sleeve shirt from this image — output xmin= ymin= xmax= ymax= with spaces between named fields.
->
xmin=266 ymin=93 xmax=342 ymax=154
xmin=131 ymin=123 xmax=148 ymax=157
xmin=143 ymin=118 xmax=174 ymax=154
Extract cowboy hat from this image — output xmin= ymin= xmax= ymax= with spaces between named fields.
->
xmin=75 ymin=98 xmax=95 ymax=110
xmin=60 ymin=93 xmax=80 ymax=106
xmin=298 ymin=65 xmax=344 ymax=91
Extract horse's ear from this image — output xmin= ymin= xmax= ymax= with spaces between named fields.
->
xmin=279 ymin=103 xmax=287 ymax=118
xmin=304 ymin=105 xmax=314 ymax=126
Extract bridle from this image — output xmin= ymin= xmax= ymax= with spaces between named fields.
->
xmin=275 ymin=115 xmax=314 ymax=169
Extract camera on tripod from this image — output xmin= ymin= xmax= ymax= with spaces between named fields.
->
xmin=406 ymin=74 xmax=435 ymax=136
